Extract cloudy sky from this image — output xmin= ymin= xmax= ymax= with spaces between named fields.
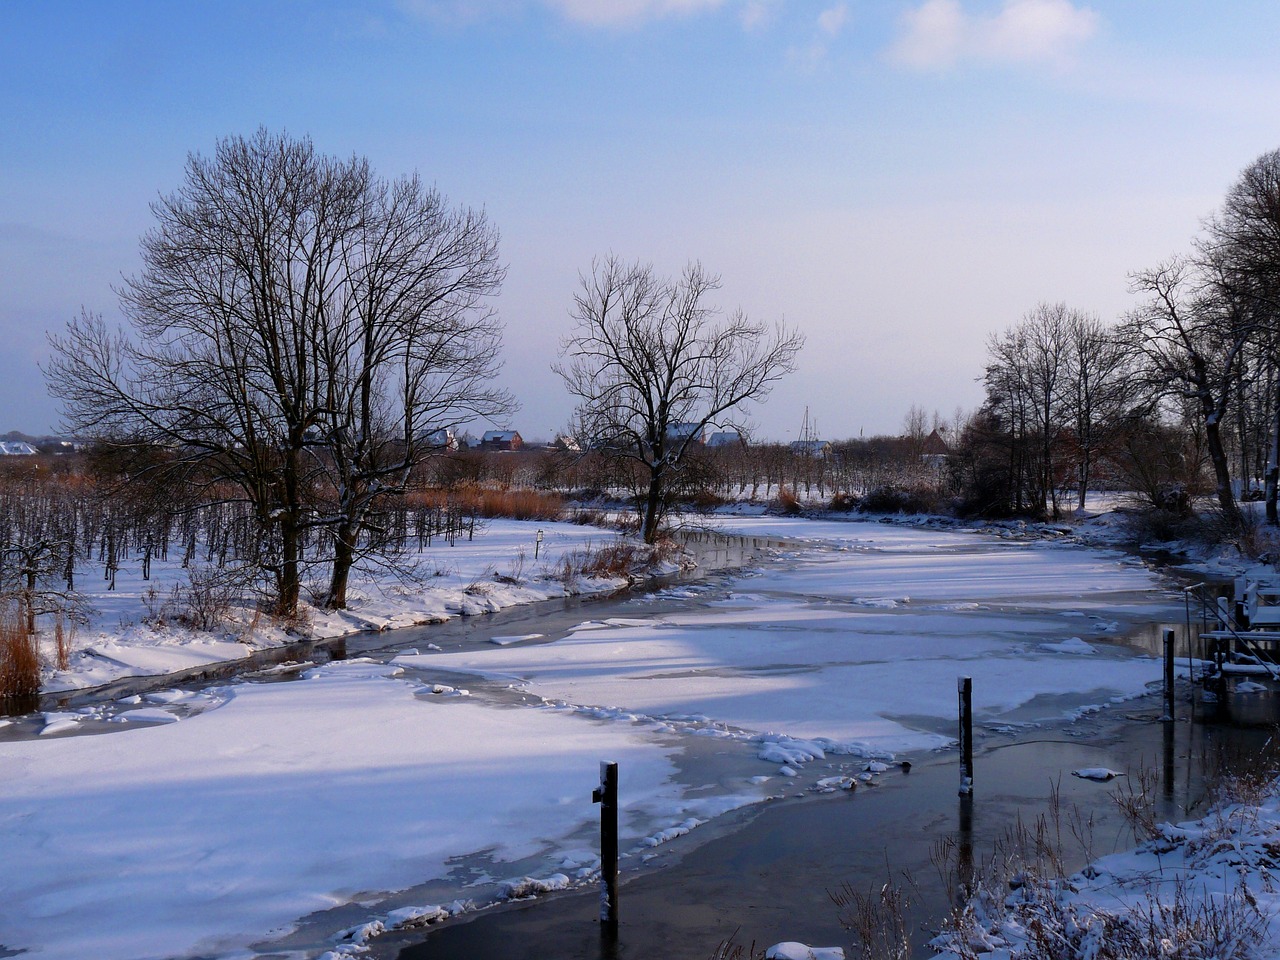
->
xmin=3 ymin=1 xmax=1280 ymax=442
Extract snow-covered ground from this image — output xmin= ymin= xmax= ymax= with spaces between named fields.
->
xmin=43 ymin=518 xmax=640 ymax=692
xmin=0 ymin=514 xmax=1195 ymax=960
xmin=931 ymin=774 xmax=1280 ymax=960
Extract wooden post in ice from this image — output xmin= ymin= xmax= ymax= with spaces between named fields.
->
xmin=1162 ymin=628 xmax=1176 ymax=722
xmin=958 ymin=676 xmax=973 ymax=796
xmin=592 ymin=760 xmax=619 ymax=936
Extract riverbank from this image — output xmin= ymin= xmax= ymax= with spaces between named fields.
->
xmin=381 ymin=680 xmax=1280 ymax=960
xmin=0 ymin=515 xmax=1208 ymax=960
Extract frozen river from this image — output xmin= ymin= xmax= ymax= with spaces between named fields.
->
xmin=0 ymin=517 xmax=1187 ymax=960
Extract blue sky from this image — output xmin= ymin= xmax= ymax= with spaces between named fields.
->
xmin=3 ymin=1 xmax=1280 ymax=441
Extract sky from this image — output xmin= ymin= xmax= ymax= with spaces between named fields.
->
xmin=3 ymin=1 xmax=1280 ymax=443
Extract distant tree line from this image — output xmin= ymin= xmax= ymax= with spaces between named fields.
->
xmin=956 ymin=149 xmax=1280 ymax=528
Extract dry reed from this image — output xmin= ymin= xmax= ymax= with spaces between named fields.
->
xmin=0 ymin=614 xmax=40 ymax=699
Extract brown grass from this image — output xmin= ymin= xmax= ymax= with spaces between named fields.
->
xmin=54 ymin=613 xmax=72 ymax=672
xmin=0 ymin=615 xmax=40 ymax=699
xmin=775 ymin=485 xmax=801 ymax=515
xmin=408 ymin=486 xmax=566 ymax=521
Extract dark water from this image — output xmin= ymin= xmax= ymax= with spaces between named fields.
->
xmin=381 ymin=689 xmax=1279 ymax=960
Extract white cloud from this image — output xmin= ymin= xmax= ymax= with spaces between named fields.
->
xmin=541 ymin=0 xmax=725 ymax=26
xmin=889 ymin=0 xmax=1099 ymax=70
xmin=397 ymin=0 xmax=724 ymax=27
xmin=739 ymin=0 xmax=776 ymax=31
xmin=817 ymin=4 xmax=849 ymax=38
xmin=785 ymin=3 xmax=850 ymax=69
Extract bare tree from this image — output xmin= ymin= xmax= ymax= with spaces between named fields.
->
xmin=555 ymin=256 xmax=803 ymax=543
xmin=47 ymin=130 xmax=508 ymax=616
xmin=1122 ymin=257 xmax=1257 ymax=525
xmin=1203 ymin=150 xmax=1280 ymax=521
xmin=313 ymin=174 xmax=510 ymax=609
xmin=982 ymin=304 xmax=1071 ymax=517
xmin=1060 ymin=311 xmax=1139 ymax=512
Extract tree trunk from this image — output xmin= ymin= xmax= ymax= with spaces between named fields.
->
xmin=326 ymin=526 xmax=356 ymax=610
xmin=1267 ymin=384 xmax=1280 ymax=525
xmin=641 ymin=471 xmax=663 ymax=544
xmin=24 ymin=569 xmax=35 ymax=637
xmin=1205 ymin=418 xmax=1240 ymax=524
xmin=276 ymin=514 xmax=302 ymax=619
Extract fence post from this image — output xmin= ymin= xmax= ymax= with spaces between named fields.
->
xmin=592 ymin=760 xmax=619 ymax=935
xmin=958 ymin=676 xmax=973 ymax=796
xmin=1162 ymin=627 xmax=1176 ymax=722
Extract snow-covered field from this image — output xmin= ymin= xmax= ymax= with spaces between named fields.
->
xmin=43 ymin=518 xmax=639 ymax=692
xmin=0 ymin=514 xmax=1199 ymax=960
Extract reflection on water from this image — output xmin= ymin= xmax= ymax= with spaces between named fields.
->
xmin=390 ymin=686 xmax=1280 ymax=960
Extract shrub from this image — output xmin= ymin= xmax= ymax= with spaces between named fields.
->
xmin=682 ymin=489 xmax=728 ymax=512
xmin=829 ymin=492 xmax=859 ymax=512
xmin=177 ymin=564 xmax=249 ymax=631
xmin=0 ymin=614 xmax=40 ymax=699
xmin=859 ymin=485 xmax=936 ymax=515
xmin=774 ymin=485 xmax=801 ymax=515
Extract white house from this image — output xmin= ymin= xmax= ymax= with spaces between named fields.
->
xmin=706 ymin=431 xmax=744 ymax=449
xmin=664 ymin=422 xmax=704 ymax=445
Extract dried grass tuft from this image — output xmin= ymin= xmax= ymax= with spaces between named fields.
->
xmin=0 ymin=614 xmax=40 ymax=699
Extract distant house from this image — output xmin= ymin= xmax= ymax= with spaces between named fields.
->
xmin=920 ymin=428 xmax=950 ymax=470
xmin=665 ymin=422 xmax=704 ymax=446
xmin=0 ymin=441 xmax=38 ymax=456
xmin=707 ymin=431 xmax=745 ymax=449
xmin=424 ymin=428 xmax=459 ymax=451
xmin=549 ymin=434 xmax=581 ymax=453
xmin=789 ymin=439 xmax=832 ymax=460
xmin=480 ymin=430 xmax=523 ymax=451
xmin=921 ymin=429 xmax=950 ymax=457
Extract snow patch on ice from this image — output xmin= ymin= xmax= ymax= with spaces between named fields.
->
xmin=765 ymin=943 xmax=846 ymax=960
xmin=1038 ymin=637 xmax=1097 ymax=655
xmin=501 ymin=873 xmax=572 ymax=899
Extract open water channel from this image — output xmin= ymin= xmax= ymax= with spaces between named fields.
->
xmin=295 ymin=520 xmax=1280 ymax=960
xmin=7 ymin=519 xmax=1278 ymax=960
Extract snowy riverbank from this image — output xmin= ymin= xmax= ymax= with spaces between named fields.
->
xmin=40 ymin=518 xmax=655 ymax=694
xmin=0 ymin=513 xmax=1207 ymax=960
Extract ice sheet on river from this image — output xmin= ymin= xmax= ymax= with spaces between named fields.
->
xmin=0 ymin=518 xmax=1180 ymax=960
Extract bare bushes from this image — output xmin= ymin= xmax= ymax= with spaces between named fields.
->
xmin=141 ymin=565 xmax=255 ymax=633
xmin=774 ymin=485 xmax=801 ymax=515
xmin=178 ymin=565 xmax=250 ymax=631
xmin=933 ymin=773 xmax=1275 ymax=960
xmin=0 ymin=613 xmax=40 ymax=699
xmin=435 ymin=486 xmax=565 ymax=521
xmin=858 ymin=485 xmax=944 ymax=516
xmin=939 ymin=875 xmax=1266 ymax=960
xmin=555 ymin=538 xmax=682 ymax=583
xmin=832 ymin=876 xmax=913 ymax=960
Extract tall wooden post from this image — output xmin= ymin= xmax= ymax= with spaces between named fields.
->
xmin=958 ymin=676 xmax=973 ymax=796
xmin=592 ymin=761 xmax=619 ymax=936
xmin=1162 ymin=627 xmax=1176 ymax=722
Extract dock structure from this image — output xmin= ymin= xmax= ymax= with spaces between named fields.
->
xmin=1192 ymin=576 xmax=1280 ymax=680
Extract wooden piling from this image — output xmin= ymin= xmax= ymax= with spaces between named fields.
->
xmin=1162 ymin=627 xmax=1175 ymax=722
xmin=592 ymin=760 xmax=619 ymax=935
xmin=958 ymin=676 xmax=973 ymax=796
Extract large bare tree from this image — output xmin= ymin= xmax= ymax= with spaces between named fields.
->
xmin=1122 ymin=257 xmax=1257 ymax=525
xmin=47 ymin=130 xmax=508 ymax=616
xmin=314 ymin=174 xmax=509 ymax=608
xmin=1203 ymin=150 xmax=1280 ymax=521
xmin=555 ymin=256 xmax=803 ymax=543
